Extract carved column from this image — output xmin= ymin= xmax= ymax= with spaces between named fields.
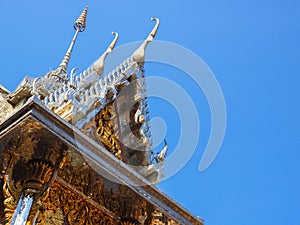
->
xmin=0 ymin=121 xmax=67 ymax=224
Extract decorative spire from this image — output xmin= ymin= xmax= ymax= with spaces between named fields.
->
xmin=133 ymin=17 xmax=160 ymax=64
xmin=74 ymin=6 xmax=88 ymax=32
xmin=56 ymin=6 xmax=88 ymax=78
xmin=92 ymin=32 xmax=119 ymax=75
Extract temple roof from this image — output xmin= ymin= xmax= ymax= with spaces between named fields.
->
xmin=0 ymin=6 xmax=204 ymax=225
xmin=0 ymin=6 xmax=166 ymax=184
xmin=0 ymin=96 xmax=204 ymax=225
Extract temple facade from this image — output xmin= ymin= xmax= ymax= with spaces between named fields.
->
xmin=0 ymin=7 xmax=203 ymax=225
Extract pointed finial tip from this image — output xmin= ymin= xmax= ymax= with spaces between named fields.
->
xmin=109 ymin=31 xmax=119 ymax=50
xmin=148 ymin=17 xmax=160 ymax=40
xmin=74 ymin=6 xmax=88 ymax=32
xmin=132 ymin=17 xmax=160 ymax=63
xmin=90 ymin=31 xmax=119 ymax=75
xmin=151 ymin=17 xmax=160 ymax=26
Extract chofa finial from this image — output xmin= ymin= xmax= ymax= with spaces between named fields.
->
xmin=133 ymin=17 xmax=160 ymax=64
xmin=92 ymin=31 xmax=119 ymax=75
xmin=55 ymin=6 xmax=88 ymax=79
xmin=147 ymin=17 xmax=160 ymax=43
xmin=109 ymin=31 xmax=119 ymax=50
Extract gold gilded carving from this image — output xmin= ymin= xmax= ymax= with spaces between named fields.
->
xmin=24 ymin=160 xmax=53 ymax=191
xmin=0 ymin=121 xmax=68 ymax=224
xmin=82 ymin=103 xmax=122 ymax=160
xmin=95 ymin=104 xmax=122 ymax=159
xmin=2 ymin=157 xmax=58 ymax=225
xmin=2 ymin=151 xmax=21 ymax=224
xmin=3 ymin=180 xmax=17 ymax=224
xmin=37 ymin=182 xmax=114 ymax=225
xmin=151 ymin=211 xmax=180 ymax=225
xmin=120 ymin=218 xmax=140 ymax=225
xmin=57 ymin=156 xmax=155 ymax=224
xmin=58 ymin=158 xmax=106 ymax=206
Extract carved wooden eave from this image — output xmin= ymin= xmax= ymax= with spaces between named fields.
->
xmin=0 ymin=97 xmax=203 ymax=225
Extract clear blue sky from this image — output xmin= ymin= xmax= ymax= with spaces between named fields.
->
xmin=0 ymin=1 xmax=299 ymax=225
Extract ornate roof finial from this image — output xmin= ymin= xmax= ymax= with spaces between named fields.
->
xmin=74 ymin=6 xmax=88 ymax=32
xmin=133 ymin=17 xmax=160 ymax=64
xmin=92 ymin=32 xmax=119 ymax=75
xmin=56 ymin=6 xmax=88 ymax=79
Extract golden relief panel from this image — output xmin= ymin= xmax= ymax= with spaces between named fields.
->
xmin=36 ymin=182 xmax=114 ymax=225
xmin=151 ymin=211 xmax=180 ymax=225
xmin=38 ymin=181 xmax=170 ymax=225
xmin=82 ymin=103 xmax=122 ymax=160
xmin=80 ymin=78 xmax=151 ymax=167
xmin=56 ymin=155 xmax=156 ymax=224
